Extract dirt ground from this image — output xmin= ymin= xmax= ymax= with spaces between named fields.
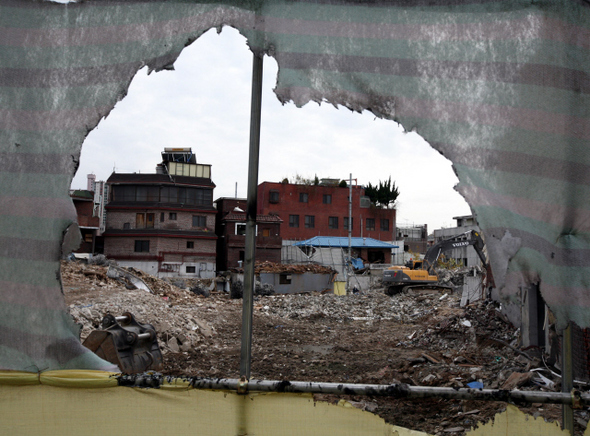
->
xmin=62 ymin=260 xmax=588 ymax=435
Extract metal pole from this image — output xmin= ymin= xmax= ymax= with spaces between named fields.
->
xmin=562 ymin=323 xmax=574 ymax=434
xmin=240 ymin=51 xmax=263 ymax=381
xmin=346 ymin=173 xmax=352 ymax=295
xmin=182 ymin=378 xmax=586 ymax=405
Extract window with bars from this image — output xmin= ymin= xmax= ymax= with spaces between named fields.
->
xmin=269 ymin=190 xmax=280 ymax=203
xmin=134 ymin=240 xmax=149 ymax=252
xmin=328 ymin=216 xmax=338 ymax=229
xmin=192 ymin=215 xmax=207 ymax=228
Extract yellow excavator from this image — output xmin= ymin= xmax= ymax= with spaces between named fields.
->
xmin=383 ymin=230 xmax=487 ymax=295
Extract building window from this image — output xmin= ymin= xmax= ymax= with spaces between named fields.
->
xmin=343 ymin=217 xmax=353 ymax=231
xmin=381 ymin=219 xmax=390 ymax=231
xmin=169 ymin=212 xmax=177 ymax=220
xmin=123 ymin=222 xmax=130 ymax=229
xmin=187 ymin=241 xmax=194 ymax=249
xmin=366 ymin=218 xmax=375 ymax=231
xmin=186 ymin=266 xmax=196 ymax=274
xmin=289 ymin=215 xmax=299 ymax=228
xmin=160 ymin=212 xmax=165 ymax=222
xmin=262 ymin=228 xmax=270 ymax=237
xmin=299 ymin=192 xmax=308 ymax=203
xmin=305 ymin=215 xmax=315 ymax=228
xmin=279 ymin=273 xmax=292 ymax=285
xmin=112 ymin=185 xmax=213 ymax=206
xmin=328 ymin=216 xmax=338 ymax=229
xmin=159 ymin=186 xmax=213 ymax=206
xmin=192 ymin=215 xmax=207 ymax=228
xmin=269 ymin=190 xmax=280 ymax=203
xmin=134 ymin=240 xmax=149 ymax=252
xmin=323 ymin=194 xmax=332 ymax=204
xmin=235 ymin=223 xmax=257 ymax=236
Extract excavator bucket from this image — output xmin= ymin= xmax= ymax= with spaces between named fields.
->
xmin=82 ymin=312 xmax=163 ymax=374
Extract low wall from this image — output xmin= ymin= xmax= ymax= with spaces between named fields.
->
xmin=259 ymin=273 xmax=333 ymax=294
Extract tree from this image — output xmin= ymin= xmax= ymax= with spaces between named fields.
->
xmin=291 ymin=173 xmax=315 ymax=185
xmin=365 ymin=177 xmax=399 ymax=208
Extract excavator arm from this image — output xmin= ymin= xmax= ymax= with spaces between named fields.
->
xmin=422 ymin=230 xmax=486 ymax=274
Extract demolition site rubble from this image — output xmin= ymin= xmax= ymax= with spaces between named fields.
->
xmin=62 ymin=260 xmax=588 ymax=435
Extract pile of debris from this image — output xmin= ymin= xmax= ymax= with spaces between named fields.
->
xmin=62 ymin=260 xmax=217 ymax=354
xmin=254 ymin=261 xmax=336 ymax=275
xmin=61 ymin=258 xmax=587 ymax=434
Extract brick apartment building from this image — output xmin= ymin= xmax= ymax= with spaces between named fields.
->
xmin=214 ymin=197 xmax=283 ymax=271
xmin=257 ymin=180 xmax=396 ymax=242
xmin=103 ymin=148 xmax=217 ymax=278
xmin=396 ymin=224 xmax=429 ymax=255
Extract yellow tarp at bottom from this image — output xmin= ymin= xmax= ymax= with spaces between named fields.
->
xmin=0 ymin=371 xmax=576 ymax=435
xmin=470 ymin=405 xmax=570 ymax=436
xmin=0 ymin=372 xmax=425 ymax=436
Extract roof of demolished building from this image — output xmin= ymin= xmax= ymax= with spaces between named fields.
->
xmin=295 ymin=236 xmax=398 ymax=249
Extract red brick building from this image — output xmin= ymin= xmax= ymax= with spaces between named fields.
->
xmin=257 ymin=181 xmax=396 ymax=241
xmin=214 ymin=197 xmax=283 ymax=271
xmin=103 ymin=149 xmax=217 ymax=278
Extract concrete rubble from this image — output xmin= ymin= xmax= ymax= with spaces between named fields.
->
xmin=61 ymin=259 xmax=588 ymax=435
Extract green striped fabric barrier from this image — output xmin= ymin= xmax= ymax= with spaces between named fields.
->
xmin=1 ymin=0 xmax=588 ymax=370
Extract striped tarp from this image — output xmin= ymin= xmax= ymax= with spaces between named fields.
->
xmin=1 ymin=0 xmax=589 ymax=371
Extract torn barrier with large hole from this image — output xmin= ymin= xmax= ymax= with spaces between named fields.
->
xmin=1 ymin=0 xmax=589 ymax=371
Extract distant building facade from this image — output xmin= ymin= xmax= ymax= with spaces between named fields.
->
xmin=396 ymin=224 xmax=429 ymax=255
xmin=103 ymin=148 xmax=217 ymax=278
xmin=214 ymin=197 xmax=283 ymax=271
xmin=70 ymin=188 xmax=101 ymax=254
xmin=257 ymin=180 xmax=396 ymax=242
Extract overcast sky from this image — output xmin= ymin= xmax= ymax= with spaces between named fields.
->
xmin=71 ymin=27 xmax=471 ymax=233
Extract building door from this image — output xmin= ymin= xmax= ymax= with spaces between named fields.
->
xmin=146 ymin=213 xmax=155 ymax=228
xmin=136 ymin=213 xmax=145 ymax=228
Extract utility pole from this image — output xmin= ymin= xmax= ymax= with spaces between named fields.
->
xmin=240 ymin=51 xmax=263 ymax=381
xmin=346 ymin=173 xmax=352 ymax=294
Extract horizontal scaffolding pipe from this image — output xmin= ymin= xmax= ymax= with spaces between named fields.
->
xmin=119 ymin=375 xmax=587 ymax=407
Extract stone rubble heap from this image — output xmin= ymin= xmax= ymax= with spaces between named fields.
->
xmin=63 ymin=259 xmax=567 ymax=393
